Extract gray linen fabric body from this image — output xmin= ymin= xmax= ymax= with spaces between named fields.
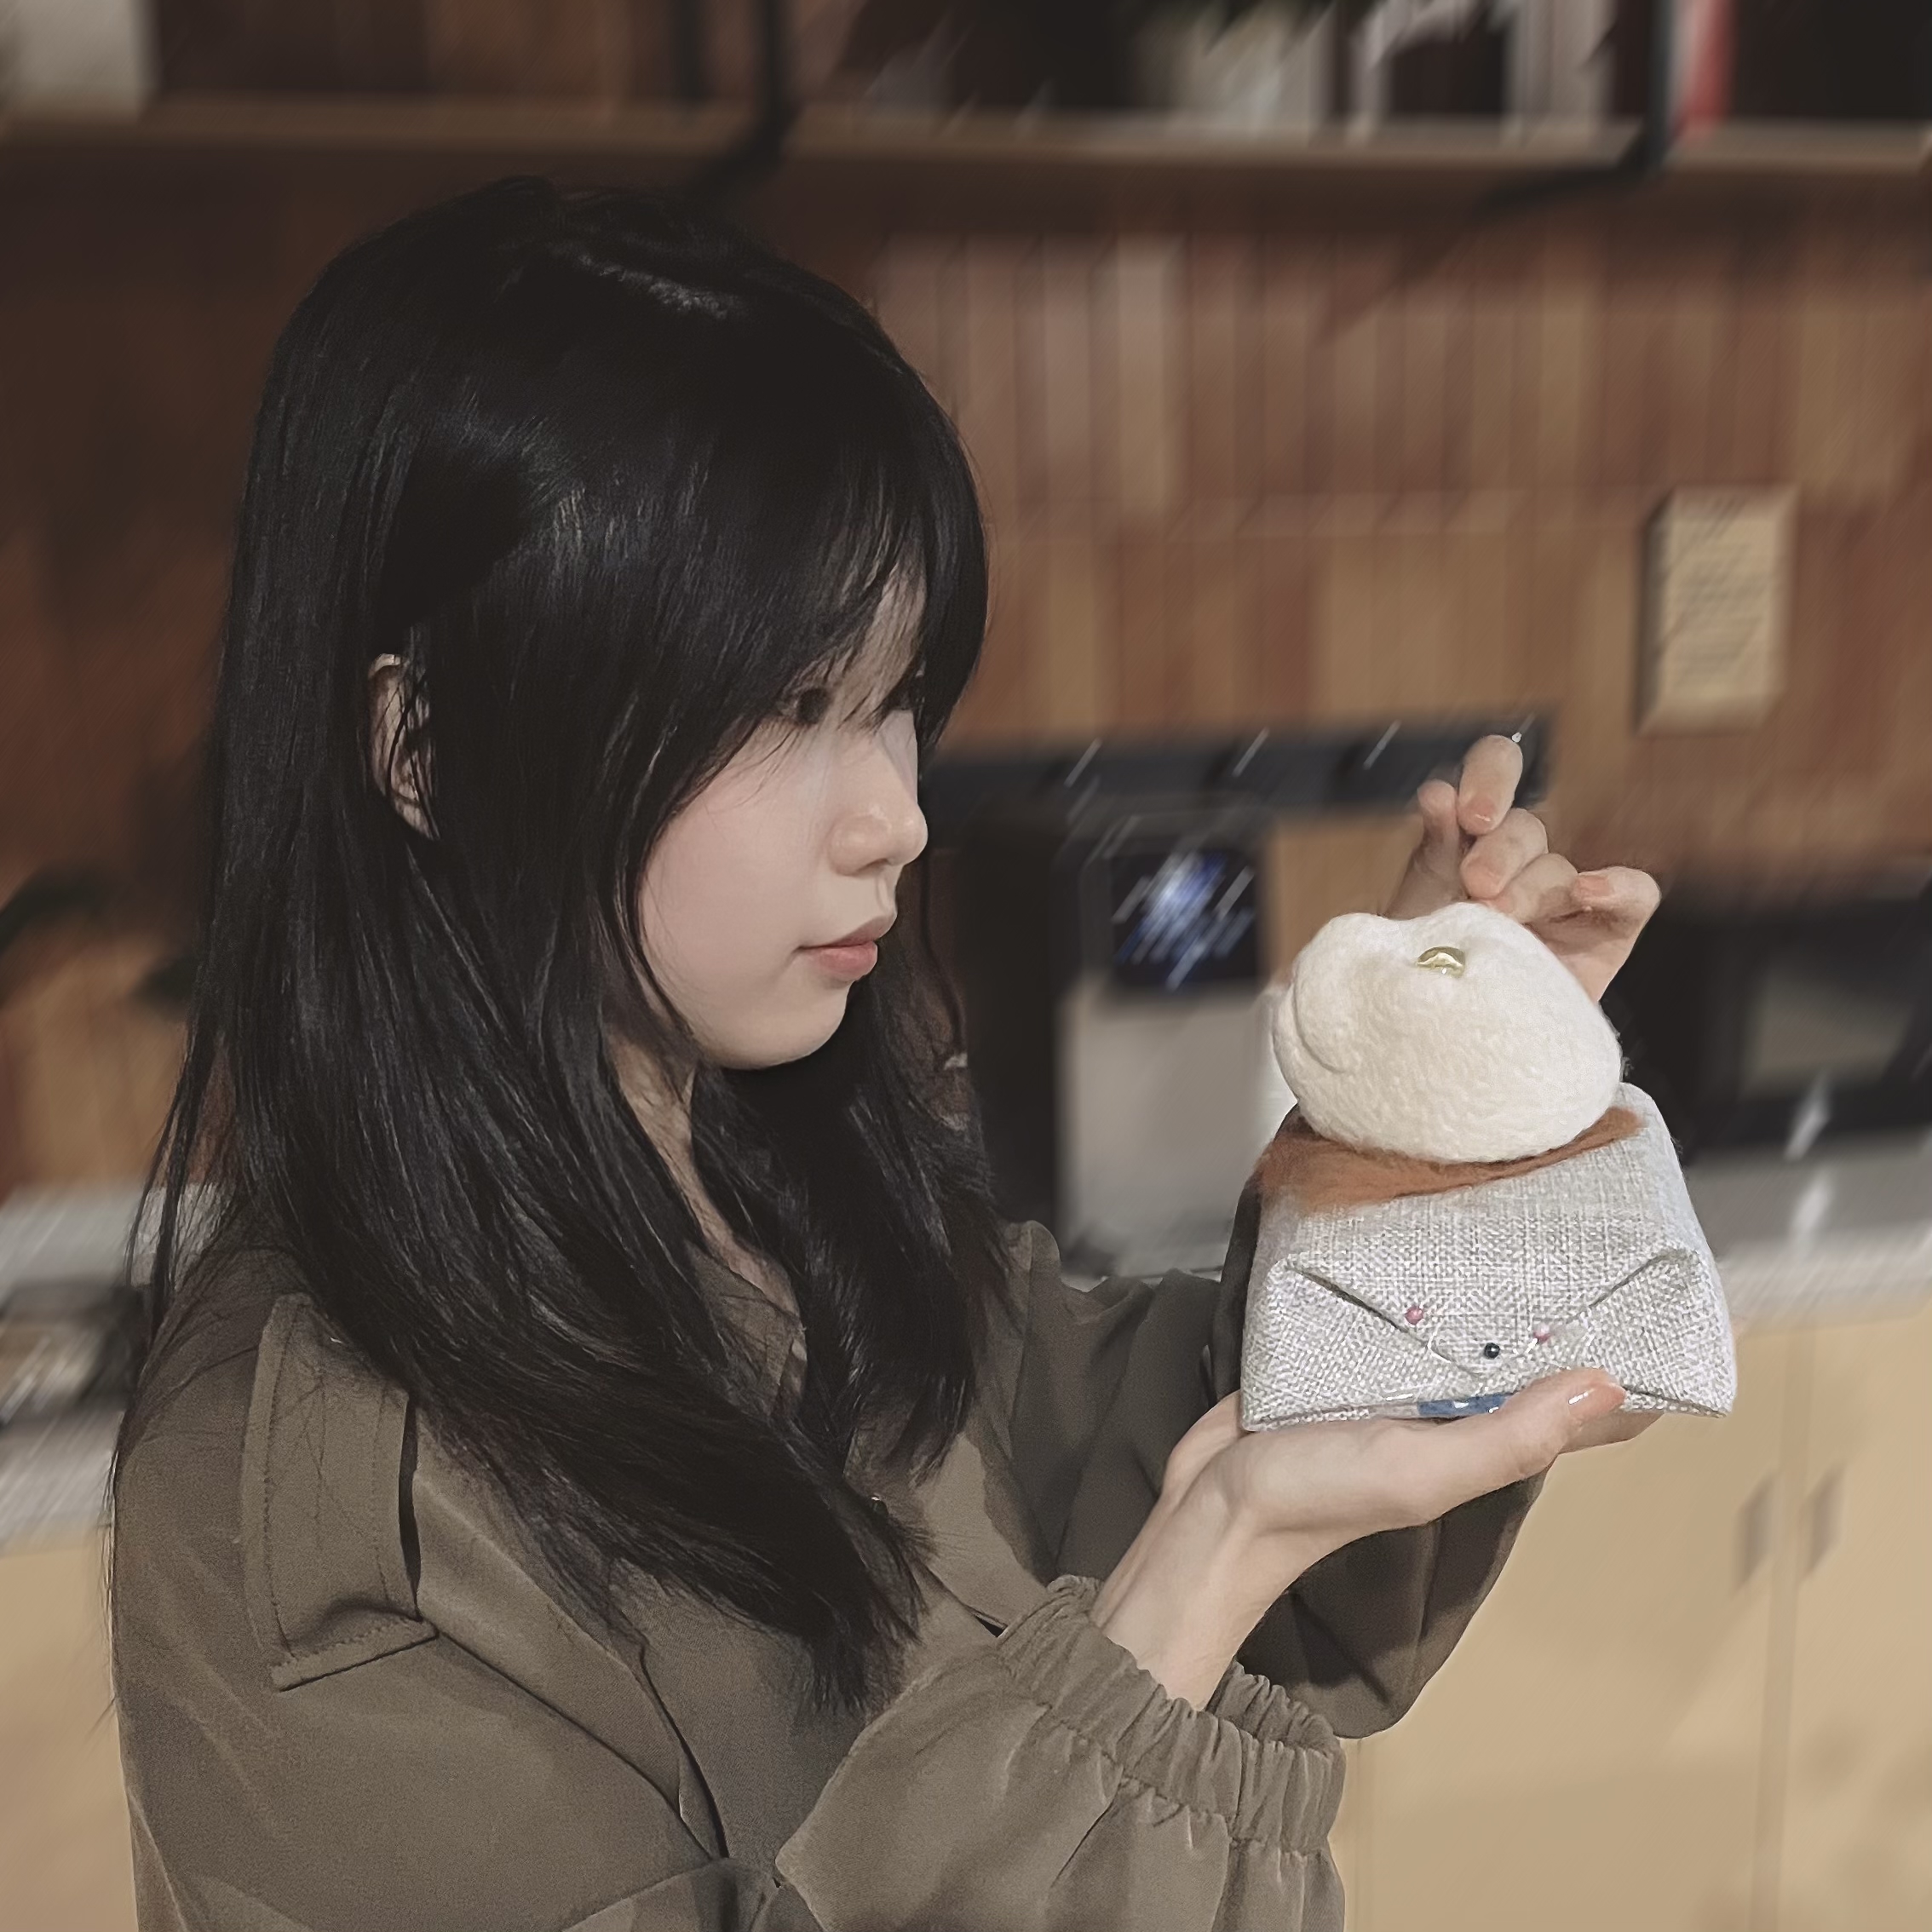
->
xmin=1243 ymin=1084 xmax=1737 ymax=1427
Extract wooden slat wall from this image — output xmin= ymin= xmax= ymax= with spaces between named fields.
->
xmin=3 ymin=174 xmax=1930 ymax=1182
xmin=876 ymin=205 xmax=1932 ymax=913
xmin=3 ymin=178 xmax=1929 ymax=980
xmin=147 ymin=0 xmax=865 ymax=99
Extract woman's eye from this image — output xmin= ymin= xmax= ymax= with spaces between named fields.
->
xmin=783 ymin=686 xmax=832 ymax=727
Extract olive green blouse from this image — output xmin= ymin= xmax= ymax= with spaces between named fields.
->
xmin=110 ymin=1192 xmax=1538 ymax=1932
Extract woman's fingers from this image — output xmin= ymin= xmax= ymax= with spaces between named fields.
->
xmin=1455 ymin=735 xmax=1524 ymax=837
xmin=1383 ymin=779 xmax=1466 ymax=917
xmin=1384 ymin=739 xmax=1528 ymax=919
xmin=1572 ymin=865 xmax=1663 ymax=940
xmin=1382 ymin=743 xmax=1661 ymax=1002
xmin=1221 ymin=1370 xmax=1626 ymax=1554
xmin=1531 ymin=865 xmax=1665 ymax=1000
xmin=1389 ymin=1371 xmax=1625 ymax=1521
xmin=1460 ymin=808 xmax=1551 ymax=901
xmin=1415 ymin=779 xmax=1464 ymax=875
xmin=1482 ymin=849 xmax=1579 ymax=927
xmin=1563 ymin=1406 xmax=1661 ymax=1453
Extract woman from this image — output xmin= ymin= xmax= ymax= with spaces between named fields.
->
xmin=111 ymin=178 xmax=1659 ymax=1932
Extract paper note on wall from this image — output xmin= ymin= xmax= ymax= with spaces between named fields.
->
xmin=1639 ymin=489 xmax=1797 ymax=731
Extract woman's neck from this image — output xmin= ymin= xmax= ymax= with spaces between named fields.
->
xmin=607 ymin=1032 xmax=796 ymax=1315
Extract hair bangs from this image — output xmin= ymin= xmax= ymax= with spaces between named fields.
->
xmin=707 ymin=282 xmax=984 ymax=739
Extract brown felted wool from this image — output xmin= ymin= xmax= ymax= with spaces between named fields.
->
xmin=1256 ymin=1104 xmax=1644 ymax=1215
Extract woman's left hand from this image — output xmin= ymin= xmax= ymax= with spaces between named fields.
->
xmin=1383 ymin=734 xmax=1661 ymax=1003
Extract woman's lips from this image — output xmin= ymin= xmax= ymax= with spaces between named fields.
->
xmin=801 ymin=940 xmax=879 ymax=980
xmin=801 ymin=915 xmax=892 ymax=980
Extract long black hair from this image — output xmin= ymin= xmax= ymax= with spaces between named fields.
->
xmin=117 ymin=177 xmax=1013 ymax=1712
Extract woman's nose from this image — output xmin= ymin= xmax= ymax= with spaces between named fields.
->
xmin=830 ymin=735 xmax=928 ymax=876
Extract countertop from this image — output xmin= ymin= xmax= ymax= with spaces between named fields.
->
xmin=1 ymin=1134 xmax=1928 ymax=1550
xmin=1685 ymin=1128 xmax=1932 ymax=1330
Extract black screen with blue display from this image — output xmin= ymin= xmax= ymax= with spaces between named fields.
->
xmin=1107 ymin=847 xmax=1261 ymax=994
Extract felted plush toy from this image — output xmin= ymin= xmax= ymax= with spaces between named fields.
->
xmin=1240 ymin=900 xmax=1737 ymax=1427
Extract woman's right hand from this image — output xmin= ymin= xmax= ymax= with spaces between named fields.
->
xmin=1090 ymin=1369 xmax=1627 ymax=1708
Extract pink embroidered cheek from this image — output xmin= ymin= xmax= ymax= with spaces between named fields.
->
xmin=1532 ymin=1323 xmax=1554 ymax=1345
xmin=1404 ymin=1305 xmax=1426 ymax=1326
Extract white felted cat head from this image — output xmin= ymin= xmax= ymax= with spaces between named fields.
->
xmin=1270 ymin=900 xmax=1624 ymax=1163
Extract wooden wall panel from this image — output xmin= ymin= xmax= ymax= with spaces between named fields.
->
xmin=1394 ymin=275 xmax=1451 ymax=497
xmin=425 ymin=0 xmax=622 ymax=98
xmin=1253 ymin=503 xmax=1314 ymax=722
xmin=1103 ymin=239 xmax=1183 ymax=526
xmin=871 ymin=238 xmax=952 ymax=408
xmin=153 ymin=0 xmax=432 ymax=91
xmin=1325 ymin=242 xmax=1393 ymax=497
xmin=956 ymin=241 xmax=1025 ymax=525
xmin=1187 ymin=237 xmax=1259 ymax=515
xmin=1533 ymin=234 xmax=1601 ymax=493
xmin=1029 ymin=239 xmax=1100 ymax=515
xmin=868 ymin=201 xmax=1931 ymax=912
xmin=1114 ymin=536 xmax=1179 ymax=730
xmin=1464 ymin=232 xmax=1527 ymax=494
xmin=1259 ymin=239 xmax=1324 ymax=498
xmin=1034 ymin=532 xmax=1112 ymax=733
xmin=1268 ymin=817 xmax=1421 ymax=967
xmin=0 ymin=929 xmax=184 ymax=1185
xmin=1717 ymin=236 xmax=1792 ymax=486
xmin=1660 ymin=243 xmax=1722 ymax=485
xmin=3 ymin=173 xmax=1931 ymax=988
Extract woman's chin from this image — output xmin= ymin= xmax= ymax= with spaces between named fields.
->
xmin=710 ymin=991 xmax=852 ymax=1070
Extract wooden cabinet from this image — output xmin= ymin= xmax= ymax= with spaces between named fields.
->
xmin=1774 ymin=1300 xmax=1932 ymax=1932
xmin=0 ymin=1534 xmax=135 ymax=1932
xmin=3 ymin=1312 xmax=1925 ymax=1932
xmin=1332 ymin=1308 xmax=1932 ymax=1932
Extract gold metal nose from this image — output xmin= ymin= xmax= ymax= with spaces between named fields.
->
xmin=1416 ymin=945 xmax=1467 ymax=975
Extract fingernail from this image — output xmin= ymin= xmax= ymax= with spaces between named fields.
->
xmin=1569 ymin=1379 xmax=1626 ymax=1419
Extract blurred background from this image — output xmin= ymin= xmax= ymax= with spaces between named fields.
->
xmin=2 ymin=0 xmax=1930 ymax=1927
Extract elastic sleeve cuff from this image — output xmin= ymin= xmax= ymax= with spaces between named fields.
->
xmin=995 ymin=1573 xmax=1343 ymax=1854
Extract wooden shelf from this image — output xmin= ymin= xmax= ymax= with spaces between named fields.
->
xmin=0 ymin=95 xmax=1641 ymax=175
xmin=791 ymin=105 xmax=1645 ymax=175
xmin=2 ymin=95 xmax=1926 ymax=222
xmin=1670 ymin=118 xmax=1931 ymax=181
xmin=0 ymin=94 xmax=748 ymax=162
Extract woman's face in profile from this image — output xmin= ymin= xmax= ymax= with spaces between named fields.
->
xmin=637 ymin=607 xmax=928 ymax=1071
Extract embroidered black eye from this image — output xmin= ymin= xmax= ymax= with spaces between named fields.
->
xmin=1481 ymin=1342 xmax=1503 ymax=1360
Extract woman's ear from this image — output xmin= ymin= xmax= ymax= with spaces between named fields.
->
xmin=368 ymin=654 xmax=434 ymax=837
